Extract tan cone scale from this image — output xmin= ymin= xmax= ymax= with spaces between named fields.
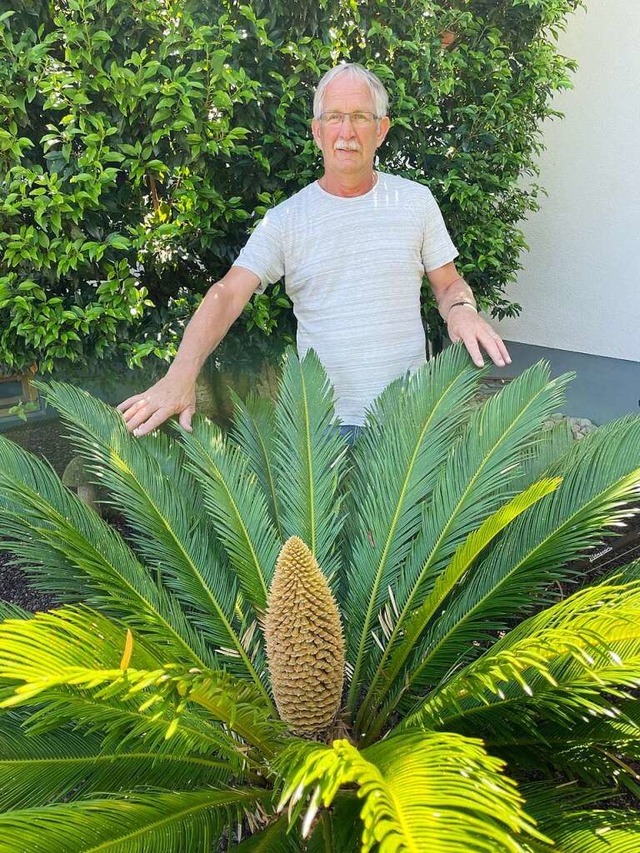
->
xmin=265 ymin=536 xmax=345 ymax=735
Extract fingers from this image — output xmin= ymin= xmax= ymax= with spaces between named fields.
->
xmin=132 ymin=408 xmax=172 ymax=437
xmin=178 ymin=408 xmax=194 ymax=433
xmin=117 ymin=395 xmax=140 ymax=412
xmin=478 ymin=328 xmax=511 ymax=368
xmin=450 ymin=315 xmax=512 ymax=369
xmin=118 ymin=387 xmax=196 ymax=436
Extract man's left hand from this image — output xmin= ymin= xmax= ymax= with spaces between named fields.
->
xmin=446 ymin=306 xmax=512 ymax=368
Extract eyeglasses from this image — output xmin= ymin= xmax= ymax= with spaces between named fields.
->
xmin=318 ymin=110 xmax=379 ymax=126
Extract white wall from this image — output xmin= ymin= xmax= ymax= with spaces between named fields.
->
xmin=495 ymin=1 xmax=640 ymax=362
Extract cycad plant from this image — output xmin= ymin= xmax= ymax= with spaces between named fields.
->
xmin=1 ymin=345 xmax=640 ymax=851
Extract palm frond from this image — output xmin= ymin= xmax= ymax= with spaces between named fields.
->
xmin=0 ymin=601 xmax=29 ymax=620
xmin=38 ymin=382 xmax=268 ymax=694
xmin=278 ymin=732 xmax=546 ymax=853
xmin=342 ymin=344 xmax=481 ymax=711
xmin=0 ymin=437 xmax=214 ymax=668
xmin=356 ymin=363 xmax=570 ymax=733
xmin=0 ymin=607 xmax=284 ymax=756
xmin=0 ymin=789 xmax=267 ymax=853
xmin=398 ymin=582 xmax=640 ymax=743
xmin=0 ymin=609 xmax=251 ymax=766
xmin=361 ymin=478 xmax=561 ymax=741
xmin=513 ymin=420 xmax=574 ymax=492
xmin=399 ymin=416 xmax=640 ymax=709
xmin=179 ymin=415 xmax=281 ymax=611
xmin=0 ymin=712 xmax=231 ymax=811
xmin=232 ymin=815 xmax=300 ymax=851
xmin=231 ymin=391 xmax=284 ymax=540
xmin=272 ymin=350 xmax=347 ymax=581
xmin=529 ymin=809 xmax=640 ymax=853
xmin=305 ymin=793 xmax=362 ymax=853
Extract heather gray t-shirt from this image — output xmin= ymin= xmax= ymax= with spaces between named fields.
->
xmin=233 ymin=171 xmax=457 ymax=426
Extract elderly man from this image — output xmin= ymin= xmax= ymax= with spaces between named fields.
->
xmin=119 ymin=63 xmax=511 ymax=436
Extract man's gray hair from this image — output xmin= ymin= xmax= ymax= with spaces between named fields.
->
xmin=313 ymin=63 xmax=390 ymax=119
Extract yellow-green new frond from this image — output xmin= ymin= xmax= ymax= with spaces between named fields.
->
xmin=400 ymin=582 xmax=640 ymax=735
xmin=279 ymin=731 xmax=547 ymax=852
xmin=0 ymin=713 xmax=232 ymax=811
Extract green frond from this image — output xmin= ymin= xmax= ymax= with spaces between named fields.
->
xmin=0 ymin=606 xmax=161 ymax=689
xmin=517 ymin=784 xmax=640 ymax=851
xmin=529 ymin=809 xmax=640 ymax=852
xmin=273 ymin=349 xmax=347 ymax=581
xmin=0 ymin=607 xmax=283 ymax=757
xmin=231 ymin=391 xmax=284 ymax=540
xmin=306 ymin=793 xmax=362 ymax=853
xmin=356 ymin=363 xmax=570 ymax=733
xmin=278 ymin=732 xmax=547 ymax=853
xmin=513 ymin=419 xmax=574 ymax=493
xmin=0 ymin=434 xmax=217 ymax=669
xmin=0 ymin=788 xmax=267 ymax=853
xmin=0 ymin=601 xmax=29 ymax=621
xmin=361 ymin=478 xmax=561 ymax=741
xmin=399 ymin=582 xmax=640 ymax=741
xmin=37 ymin=382 xmax=268 ymax=693
xmin=0 ymin=712 xmax=231 ymax=811
xmin=342 ymin=344 xmax=481 ymax=711
xmin=179 ymin=416 xmax=281 ymax=611
xmin=399 ymin=416 xmax=640 ymax=710
xmin=232 ymin=815 xmax=300 ymax=851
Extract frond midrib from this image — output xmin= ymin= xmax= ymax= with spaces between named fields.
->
xmin=358 ymin=379 xmax=559 ymax=733
xmin=0 ymin=496 xmax=210 ymax=671
xmin=402 ymin=469 xmax=640 ymax=713
xmin=347 ymin=368 xmax=468 ymax=711
xmin=86 ymin=788 xmax=267 ymax=852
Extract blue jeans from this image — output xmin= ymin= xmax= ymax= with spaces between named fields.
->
xmin=338 ymin=425 xmax=365 ymax=445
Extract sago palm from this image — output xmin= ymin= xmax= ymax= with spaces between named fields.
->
xmin=0 ymin=345 xmax=640 ymax=852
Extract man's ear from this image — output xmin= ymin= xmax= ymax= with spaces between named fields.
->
xmin=311 ymin=118 xmax=321 ymax=148
xmin=376 ymin=115 xmax=391 ymax=148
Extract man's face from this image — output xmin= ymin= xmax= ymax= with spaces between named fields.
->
xmin=312 ymin=75 xmax=390 ymax=182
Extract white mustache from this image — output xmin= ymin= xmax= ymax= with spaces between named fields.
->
xmin=334 ymin=141 xmax=361 ymax=151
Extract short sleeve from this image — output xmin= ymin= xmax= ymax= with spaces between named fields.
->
xmin=420 ymin=192 xmax=458 ymax=272
xmin=232 ymin=208 xmax=285 ymax=294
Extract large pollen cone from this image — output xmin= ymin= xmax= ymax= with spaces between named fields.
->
xmin=265 ymin=536 xmax=345 ymax=735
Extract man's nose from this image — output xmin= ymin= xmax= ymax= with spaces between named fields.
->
xmin=338 ymin=114 xmax=357 ymax=135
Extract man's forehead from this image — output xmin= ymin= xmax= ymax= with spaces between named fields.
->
xmin=321 ymin=76 xmax=376 ymax=108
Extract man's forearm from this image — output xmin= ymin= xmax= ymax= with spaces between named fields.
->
xmin=167 ymin=286 xmax=234 ymax=382
xmin=167 ymin=272 xmax=255 ymax=382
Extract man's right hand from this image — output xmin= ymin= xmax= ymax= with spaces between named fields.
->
xmin=118 ymin=374 xmax=196 ymax=436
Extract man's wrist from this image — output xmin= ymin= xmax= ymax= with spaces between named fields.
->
xmin=166 ymin=359 xmax=202 ymax=383
xmin=446 ymin=301 xmax=478 ymax=322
